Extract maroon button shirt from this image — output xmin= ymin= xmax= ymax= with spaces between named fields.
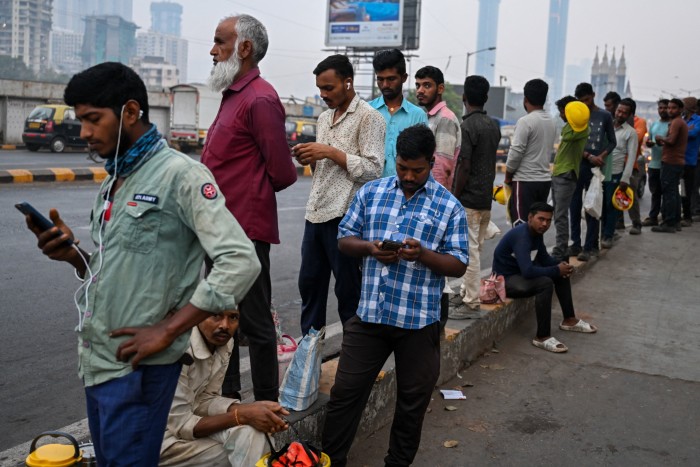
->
xmin=202 ymin=68 xmax=297 ymax=244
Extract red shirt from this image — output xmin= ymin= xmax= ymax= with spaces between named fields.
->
xmin=202 ymin=68 xmax=297 ymax=244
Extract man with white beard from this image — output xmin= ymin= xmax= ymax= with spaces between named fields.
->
xmin=201 ymin=14 xmax=297 ymax=403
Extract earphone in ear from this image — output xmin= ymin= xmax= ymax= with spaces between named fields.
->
xmin=346 ymin=82 xmax=351 ymax=90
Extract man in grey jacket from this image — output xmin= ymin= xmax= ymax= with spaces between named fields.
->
xmin=505 ymin=79 xmax=557 ymax=226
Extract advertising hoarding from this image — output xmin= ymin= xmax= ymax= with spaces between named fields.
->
xmin=325 ymin=1 xmax=404 ymax=48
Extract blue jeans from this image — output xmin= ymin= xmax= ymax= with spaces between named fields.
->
xmin=602 ymin=173 xmax=622 ymax=239
xmin=570 ymin=160 xmax=599 ymax=251
xmin=85 ymin=363 xmax=182 ymax=467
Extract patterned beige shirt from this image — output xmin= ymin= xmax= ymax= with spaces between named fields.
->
xmin=305 ymin=94 xmax=386 ymax=223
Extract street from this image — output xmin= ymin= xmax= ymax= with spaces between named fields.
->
xmin=0 ymin=162 xmax=522 ymax=450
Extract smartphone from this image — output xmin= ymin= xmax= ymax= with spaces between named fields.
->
xmin=380 ymin=239 xmax=404 ymax=252
xmin=15 ymin=202 xmax=73 ymax=246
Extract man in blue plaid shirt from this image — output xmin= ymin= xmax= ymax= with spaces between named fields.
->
xmin=322 ymin=124 xmax=469 ymax=467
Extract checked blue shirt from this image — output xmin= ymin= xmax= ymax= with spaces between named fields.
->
xmin=339 ymin=175 xmax=469 ymax=329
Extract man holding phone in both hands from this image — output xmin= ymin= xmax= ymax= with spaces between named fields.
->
xmin=322 ymin=124 xmax=468 ymax=466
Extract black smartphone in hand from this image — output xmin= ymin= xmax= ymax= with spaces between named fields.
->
xmin=15 ymin=202 xmax=73 ymax=246
xmin=380 ymin=239 xmax=403 ymax=252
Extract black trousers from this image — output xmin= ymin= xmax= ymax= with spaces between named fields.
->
xmin=661 ymin=162 xmax=683 ymax=226
xmin=209 ymin=241 xmax=279 ymax=401
xmin=682 ymin=164 xmax=696 ymax=220
xmin=648 ymin=167 xmax=662 ymax=220
xmin=322 ymin=316 xmax=440 ymax=467
xmin=508 ymin=180 xmax=551 ymax=226
xmin=504 ymin=274 xmax=575 ymax=339
xmin=299 ymin=218 xmax=361 ymax=335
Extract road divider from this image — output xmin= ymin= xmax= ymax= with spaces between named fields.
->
xmin=0 ymin=165 xmax=313 ymax=183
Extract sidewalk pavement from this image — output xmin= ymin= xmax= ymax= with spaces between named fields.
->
xmin=4 ymin=212 xmax=691 ymax=466
xmin=345 ymin=222 xmax=700 ymax=465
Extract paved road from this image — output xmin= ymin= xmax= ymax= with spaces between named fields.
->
xmin=0 ymin=149 xmax=201 ymax=170
xmin=0 ymin=172 xmax=648 ymax=450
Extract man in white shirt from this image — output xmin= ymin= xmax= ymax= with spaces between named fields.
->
xmin=292 ymin=54 xmax=386 ymax=335
xmin=159 ymin=310 xmax=289 ymax=466
xmin=505 ymin=79 xmax=557 ymax=226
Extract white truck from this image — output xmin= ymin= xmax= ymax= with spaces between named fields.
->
xmin=169 ymin=84 xmax=221 ymax=154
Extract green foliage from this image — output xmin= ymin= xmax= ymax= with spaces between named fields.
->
xmin=0 ymin=56 xmax=71 ymax=83
xmin=407 ymin=82 xmax=464 ymax=118
xmin=0 ymin=56 xmax=35 ymax=80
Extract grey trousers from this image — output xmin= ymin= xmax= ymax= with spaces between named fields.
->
xmin=551 ymin=172 xmax=578 ymax=256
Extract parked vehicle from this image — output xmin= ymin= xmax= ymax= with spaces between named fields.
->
xmin=21 ymin=105 xmax=87 ymax=153
xmin=496 ymin=125 xmax=515 ymax=163
xmin=285 ymin=118 xmax=317 ymax=146
xmin=169 ymin=84 xmax=221 ymax=154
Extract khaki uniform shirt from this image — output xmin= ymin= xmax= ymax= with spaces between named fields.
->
xmin=161 ymin=327 xmax=237 ymax=453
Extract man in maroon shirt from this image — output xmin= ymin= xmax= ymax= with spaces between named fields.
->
xmin=652 ymin=98 xmax=688 ymax=233
xmin=202 ymin=14 xmax=297 ymax=401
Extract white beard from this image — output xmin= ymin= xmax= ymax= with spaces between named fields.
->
xmin=208 ymin=53 xmax=242 ymax=92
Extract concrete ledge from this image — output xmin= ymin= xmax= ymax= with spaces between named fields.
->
xmin=0 ymin=167 xmax=107 ymax=183
xmin=270 ymin=249 xmax=601 ymax=450
xmin=0 ymin=245 xmax=604 ymax=465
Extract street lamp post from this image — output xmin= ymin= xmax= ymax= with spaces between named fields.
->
xmin=465 ymin=46 xmax=496 ymax=78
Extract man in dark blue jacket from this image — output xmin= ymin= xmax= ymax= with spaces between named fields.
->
xmin=492 ymin=202 xmax=597 ymax=353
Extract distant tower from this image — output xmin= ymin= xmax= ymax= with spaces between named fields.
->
xmin=544 ymin=0 xmax=569 ymax=105
xmin=590 ymin=44 xmax=630 ymax=100
xmin=608 ymin=47 xmax=617 ymax=96
xmin=617 ymin=46 xmax=627 ymax=95
xmin=0 ymin=0 xmax=53 ymax=72
xmin=151 ymin=2 xmax=183 ymax=37
xmin=475 ymin=0 xmax=500 ymax=84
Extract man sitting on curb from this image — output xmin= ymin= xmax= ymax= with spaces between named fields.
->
xmin=160 ymin=310 xmax=289 ymax=466
xmin=492 ymin=202 xmax=597 ymax=353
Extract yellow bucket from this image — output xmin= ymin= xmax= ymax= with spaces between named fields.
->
xmin=255 ymin=452 xmax=331 ymax=467
xmin=25 ymin=431 xmax=82 ymax=467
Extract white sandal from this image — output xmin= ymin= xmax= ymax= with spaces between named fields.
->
xmin=559 ymin=319 xmax=597 ymax=333
xmin=532 ymin=337 xmax=568 ymax=353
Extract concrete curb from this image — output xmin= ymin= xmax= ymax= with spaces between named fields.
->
xmin=0 ymin=167 xmax=107 ymax=184
xmin=0 ymin=165 xmax=311 ymax=184
xmin=270 ymin=251 xmax=602 ymax=449
xmin=0 ymin=250 xmax=603 ymax=465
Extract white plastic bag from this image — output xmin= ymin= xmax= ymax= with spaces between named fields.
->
xmin=279 ymin=327 xmax=325 ymax=411
xmin=484 ymin=220 xmax=501 ymax=240
xmin=584 ymin=167 xmax=604 ymax=219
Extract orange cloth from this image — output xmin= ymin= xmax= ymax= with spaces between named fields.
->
xmin=632 ymin=116 xmax=647 ymax=169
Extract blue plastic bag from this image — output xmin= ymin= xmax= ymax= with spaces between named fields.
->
xmin=278 ymin=327 xmax=325 ymax=411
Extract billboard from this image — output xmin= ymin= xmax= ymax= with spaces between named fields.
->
xmin=325 ymin=1 xmax=403 ymax=48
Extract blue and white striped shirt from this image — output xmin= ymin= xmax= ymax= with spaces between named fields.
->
xmin=338 ymin=175 xmax=468 ymax=329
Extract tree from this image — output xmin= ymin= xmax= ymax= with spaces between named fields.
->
xmin=0 ymin=55 xmax=71 ymax=83
xmin=0 ymin=56 xmax=35 ymax=80
xmin=407 ymin=82 xmax=464 ymax=118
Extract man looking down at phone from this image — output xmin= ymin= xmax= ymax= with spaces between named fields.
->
xmin=160 ymin=309 xmax=289 ymax=466
xmin=22 ymin=62 xmax=261 ymax=466
xmin=322 ymin=124 xmax=468 ymax=466
xmin=492 ymin=202 xmax=597 ymax=354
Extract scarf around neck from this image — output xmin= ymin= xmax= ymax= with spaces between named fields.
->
xmin=105 ymin=124 xmax=167 ymax=178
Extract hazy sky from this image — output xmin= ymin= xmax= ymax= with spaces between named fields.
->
xmin=133 ymin=0 xmax=699 ymax=102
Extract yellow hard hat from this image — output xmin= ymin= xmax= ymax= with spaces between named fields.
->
xmin=612 ymin=185 xmax=634 ymax=211
xmin=565 ymin=101 xmax=590 ymax=133
xmin=493 ymin=185 xmax=506 ymax=205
